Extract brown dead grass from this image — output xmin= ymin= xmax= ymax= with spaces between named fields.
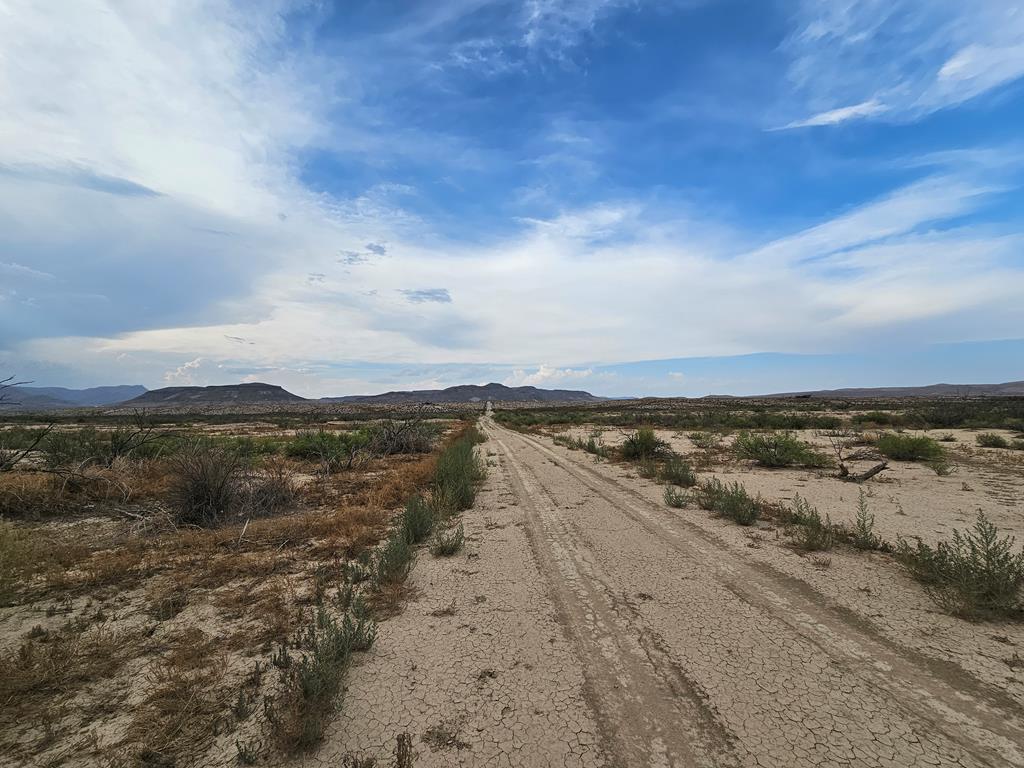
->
xmin=0 ymin=418 xmax=469 ymax=767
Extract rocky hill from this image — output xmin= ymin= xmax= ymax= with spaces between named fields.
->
xmin=324 ymin=382 xmax=601 ymax=404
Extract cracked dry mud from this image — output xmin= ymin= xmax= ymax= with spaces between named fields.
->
xmin=321 ymin=418 xmax=1024 ymax=767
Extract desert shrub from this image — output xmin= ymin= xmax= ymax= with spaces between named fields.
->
xmin=848 ymin=490 xmax=882 ymax=551
xmin=620 ymin=427 xmax=671 ymax=461
xmin=788 ymin=495 xmax=835 ymax=551
xmin=852 ymin=411 xmax=905 ymax=427
xmin=400 ymin=494 xmax=434 ymax=545
xmin=636 ymin=458 xmax=658 ymax=479
xmin=937 ymin=433 xmax=957 ymax=442
xmin=43 ymin=427 xmax=107 ymax=468
xmin=431 ymin=431 xmax=485 ymax=516
xmin=244 ymin=458 xmax=298 ymax=515
xmin=977 ymin=433 xmax=1010 ymax=449
xmin=269 ymin=606 xmax=375 ymax=752
xmin=554 ymin=433 xmax=610 ymax=458
xmin=287 ymin=429 xmax=370 ymax=472
xmin=687 ymin=431 xmax=721 ymax=450
xmin=430 ymin=523 xmax=465 ymax=557
xmin=694 ymin=478 xmax=759 ymax=525
xmin=373 ymin=533 xmax=414 ymax=586
xmin=659 ymin=455 xmax=696 ymax=487
xmin=367 ymin=419 xmax=439 ymax=455
xmin=733 ymin=431 xmax=831 ymax=468
xmin=874 ymin=433 xmax=944 ymax=462
xmin=896 ymin=514 xmax=1024 ymax=620
xmin=664 ymin=487 xmax=689 ymax=508
xmin=168 ymin=444 xmax=244 ymax=527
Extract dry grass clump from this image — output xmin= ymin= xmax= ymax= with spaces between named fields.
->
xmin=120 ymin=635 xmax=230 ymax=766
xmin=0 ymin=620 xmax=129 ymax=735
xmin=1 ymin=518 xmax=39 ymax=604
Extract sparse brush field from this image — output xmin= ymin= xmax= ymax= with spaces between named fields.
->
xmin=0 ymin=409 xmax=486 ymax=767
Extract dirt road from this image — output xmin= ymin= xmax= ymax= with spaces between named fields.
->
xmin=324 ymin=418 xmax=1024 ymax=767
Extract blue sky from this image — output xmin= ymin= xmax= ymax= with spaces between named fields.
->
xmin=1 ymin=0 xmax=1023 ymax=397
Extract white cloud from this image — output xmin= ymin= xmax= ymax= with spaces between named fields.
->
xmin=782 ymin=1 xmax=1024 ymax=125
xmin=504 ymin=365 xmax=598 ymax=387
xmin=781 ymin=99 xmax=887 ymax=128
xmin=163 ymin=357 xmax=208 ymax=385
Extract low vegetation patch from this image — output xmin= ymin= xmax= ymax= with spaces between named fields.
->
xmin=787 ymin=495 xmax=836 ymax=552
xmin=658 ymin=455 xmax=697 ymax=487
xmin=896 ymin=513 xmax=1024 ymax=620
xmin=874 ymin=432 xmax=944 ymax=462
xmin=620 ymin=427 xmax=671 ymax=461
xmin=733 ymin=431 xmax=831 ymax=468
xmin=694 ymin=478 xmax=760 ymax=526
xmin=976 ymin=432 xmax=1010 ymax=449
xmin=663 ymin=486 xmax=689 ymax=509
xmin=431 ymin=523 xmax=465 ymax=557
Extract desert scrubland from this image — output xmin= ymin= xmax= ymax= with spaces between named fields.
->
xmin=2 ymin=397 xmax=1023 ymax=767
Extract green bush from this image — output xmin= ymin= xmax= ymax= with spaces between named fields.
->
xmin=620 ymin=427 xmax=671 ymax=461
xmin=896 ymin=514 xmax=1024 ymax=620
xmin=658 ymin=455 xmax=697 ymax=487
xmin=431 ymin=432 xmax=485 ymax=516
xmin=373 ymin=534 xmax=413 ymax=586
xmin=400 ymin=495 xmax=434 ymax=545
xmin=848 ymin=490 xmax=882 ymax=551
xmin=788 ymin=495 xmax=835 ymax=551
xmin=733 ymin=431 xmax=831 ymax=468
xmin=976 ymin=433 xmax=1010 ymax=449
xmin=694 ymin=478 xmax=759 ymax=526
xmin=663 ymin=487 xmax=689 ymax=508
xmin=874 ymin=433 xmax=944 ymax=462
xmin=286 ymin=429 xmax=369 ymax=471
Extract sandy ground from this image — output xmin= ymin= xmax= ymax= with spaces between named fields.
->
xmin=327 ymin=418 xmax=1024 ymax=767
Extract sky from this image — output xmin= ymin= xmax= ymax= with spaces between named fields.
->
xmin=1 ymin=0 xmax=1023 ymax=398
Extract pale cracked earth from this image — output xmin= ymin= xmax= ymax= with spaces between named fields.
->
xmin=318 ymin=418 xmax=1024 ymax=768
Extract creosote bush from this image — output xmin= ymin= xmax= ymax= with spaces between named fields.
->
xmin=733 ymin=431 xmax=831 ymax=468
xmin=896 ymin=514 xmax=1024 ymax=620
xmin=874 ymin=432 xmax=944 ymax=462
xmin=620 ymin=427 xmax=671 ymax=461
xmin=694 ymin=478 xmax=759 ymax=526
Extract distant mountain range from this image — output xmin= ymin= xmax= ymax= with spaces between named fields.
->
xmin=3 ymin=379 xmax=1022 ymax=411
xmin=323 ymin=383 xmax=602 ymax=404
xmin=1 ymin=384 xmax=147 ymax=409
xmin=761 ymin=381 xmax=1024 ymax=399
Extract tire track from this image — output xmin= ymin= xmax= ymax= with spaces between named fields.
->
xmin=491 ymin=428 xmax=738 ymax=768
